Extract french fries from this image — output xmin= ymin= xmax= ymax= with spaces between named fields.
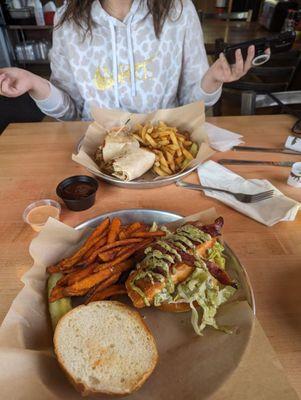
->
xmin=124 ymin=222 xmax=145 ymax=238
xmin=47 ymin=218 xmax=110 ymax=274
xmin=94 ymin=240 xmax=153 ymax=273
xmin=59 ymin=269 xmax=114 ymax=299
xmin=85 ymin=273 xmax=122 ymax=304
xmin=57 ymin=263 xmax=97 ymax=287
xmin=97 ymin=238 xmax=143 ymax=254
xmin=98 ymin=248 xmax=123 ymax=262
xmin=130 ymin=230 xmax=166 ymax=238
xmin=83 ymin=237 xmax=107 ymax=263
xmin=132 ymin=122 xmax=199 ymax=176
xmin=86 ymin=285 xmax=126 ymax=303
xmin=61 ymin=259 xmax=134 ymax=300
xmin=48 ymin=218 xmax=162 ymax=305
xmin=107 ymin=217 xmax=121 ymax=244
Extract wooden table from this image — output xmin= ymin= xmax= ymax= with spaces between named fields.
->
xmin=0 ymin=115 xmax=300 ymax=396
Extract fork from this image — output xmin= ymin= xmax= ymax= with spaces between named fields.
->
xmin=176 ymin=181 xmax=275 ymax=203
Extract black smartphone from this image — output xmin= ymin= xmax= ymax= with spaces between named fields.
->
xmin=222 ymin=31 xmax=296 ymax=66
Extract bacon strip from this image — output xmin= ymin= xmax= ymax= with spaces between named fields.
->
xmin=206 ymin=261 xmax=237 ymax=288
xmin=195 ymin=217 xmax=224 ymax=238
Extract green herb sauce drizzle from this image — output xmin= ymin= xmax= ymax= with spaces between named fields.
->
xmin=130 ymin=224 xmax=214 ymax=306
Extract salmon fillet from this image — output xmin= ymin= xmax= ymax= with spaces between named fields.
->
xmin=126 ymin=238 xmax=216 ymax=308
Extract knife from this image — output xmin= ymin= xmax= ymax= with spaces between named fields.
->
xmin=218 ymin=159 xmax=295 ymax=167
xmin=233 ymin=145 xmax=301 ymax=155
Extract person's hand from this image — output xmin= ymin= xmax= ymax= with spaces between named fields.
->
xmin=201 ymin=46 xmax=270 ymax=93
xmin=0 ymin=67 xmax=50 ymax=100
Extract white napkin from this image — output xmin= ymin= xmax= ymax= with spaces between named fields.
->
xmin=197 ymin=160 xmax=300 ymax=226
xmin=285 ymin=136 xmax=301 ymax=153
xmin=204 ymin=122 xmax=244 ymax=152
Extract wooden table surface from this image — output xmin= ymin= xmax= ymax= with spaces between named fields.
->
xmin=0 ymin=115 xmax=301 ymax=396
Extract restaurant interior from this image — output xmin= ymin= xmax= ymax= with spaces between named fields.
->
xmin=0 ymin=0 xmax=301 ymax=131
xmin=0 ymin=1 xmax=301 ymax=400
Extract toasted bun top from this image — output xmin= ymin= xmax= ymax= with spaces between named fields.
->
xmin=54 ymin=301 xmax=158 ymax=396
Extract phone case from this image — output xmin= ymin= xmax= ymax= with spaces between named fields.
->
xmin=223 ymin=31 xmax=296 ymax=65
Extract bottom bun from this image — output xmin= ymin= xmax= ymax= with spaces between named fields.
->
xmin=158 ymin=302 xmax=191 ymax=313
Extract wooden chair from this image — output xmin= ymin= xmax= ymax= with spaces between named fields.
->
xmin=225 ymin=65 xmax=297 ymax=92
xmin=241 ymin=90 xmax=301 ymax=115
xmin=264 ymin=50 xmax=301 ymax=68
xmin=214 ymin=67 xmax=298 ymax=116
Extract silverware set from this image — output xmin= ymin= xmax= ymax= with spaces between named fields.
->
xmin=232 ymin=145 xmax=301 ymax=155
xmin=176 ymin=181 xmax=275 ymax=204
xmin=218 ymin=159 xmax=295 ymax=167
xmin=176 ymin=144 xmax=300 ymax=203
xmin=222 ymin=145 xmax=300 ymax=167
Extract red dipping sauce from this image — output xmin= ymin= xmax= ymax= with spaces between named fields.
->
xmin=56 ymin=176 xmax=99 ymax=211
xmin=62 ymin=182 xmax=95 ymax=200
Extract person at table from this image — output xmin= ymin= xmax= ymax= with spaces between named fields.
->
xmin=0 ymin=0 xmax=256 ymax=120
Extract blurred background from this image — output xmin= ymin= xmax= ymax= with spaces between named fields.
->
xmin=0 ymin=0 xmax=301 ymax=133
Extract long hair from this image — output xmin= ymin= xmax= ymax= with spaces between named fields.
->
xmin=57 ymin=0 xmax=182 ymax=39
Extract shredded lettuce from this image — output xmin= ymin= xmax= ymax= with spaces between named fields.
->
xmin=154 ymin=288 xmax=173 ymax=307
xmin=146 ymin=223 xmax=235 ymax=335
xmin=162 ymin=262 xmax=236 ymax=335
xmin=206 ymin=241 xmax=226 ymax=269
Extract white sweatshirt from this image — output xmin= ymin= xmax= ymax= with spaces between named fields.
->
xmin=34 ymin=0 xmax=221 ymax=120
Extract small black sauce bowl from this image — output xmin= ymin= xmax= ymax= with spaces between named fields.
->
xmin=56 ymin=175 xmax=99 ymax=212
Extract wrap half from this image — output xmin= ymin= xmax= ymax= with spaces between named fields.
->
xmin=112 ymin=148 xmax=156 ymax=181
xmin=102 ymin=130 xmax=139 ymax=162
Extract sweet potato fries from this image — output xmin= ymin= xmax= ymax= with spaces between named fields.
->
xmin=48 ymin=218 xmax=165 ymax=304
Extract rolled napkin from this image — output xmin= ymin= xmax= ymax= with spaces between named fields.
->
xmin=204 ymin=122 xmax=244 ymax=152
xmin=102 ymin=130 xmax=139 ymax=162
xmin=197 ymin=160 xmax=300 ymax=226
xmin=285 ymin=136 xmax=301 ymax=153
xmin=112 ymin=148 xmax=156 ymax=181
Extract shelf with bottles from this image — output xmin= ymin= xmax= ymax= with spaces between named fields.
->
xmin=2 ymin=0 xmax=56 ymax=28
xmin=13 ymin=39 xmax=51 ymax=65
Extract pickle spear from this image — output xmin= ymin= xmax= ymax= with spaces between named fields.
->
xmin=48 ymin=273 xmax=72 ymax=330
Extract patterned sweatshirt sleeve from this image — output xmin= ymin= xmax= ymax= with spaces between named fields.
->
xmin=33 ymin=13 xmax=83 ymax=120
xmin=178 ymin=1 xmax=222 ymax=107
